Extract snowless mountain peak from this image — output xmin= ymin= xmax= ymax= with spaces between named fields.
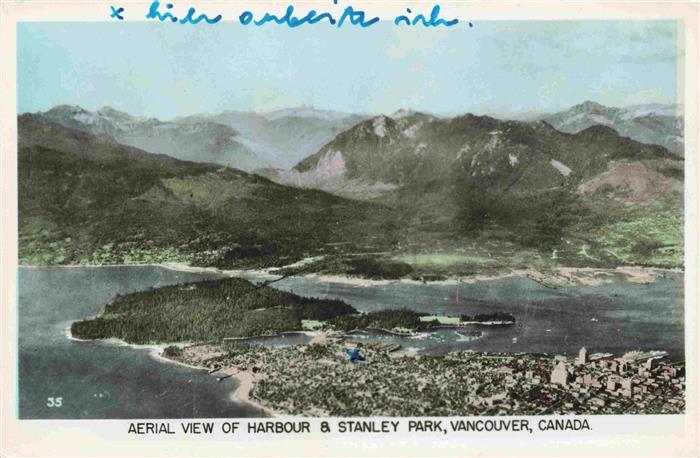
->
xmin=31 ymin=104 xmax=271 ymax=171
xmin=390 ymin=109 xmax=436 ymax=122
xmin=543 ymin=101 xmax=684 ymax=155
xmin=574 ymin=100 xmax=606 ymax=111
xmin=277 ymin=101 xmax=678 ymax=203
xmin=96 ymin=106 xmax=138 ymax=121
xmin=43 ymin=104 xmax=92 ymax=120
xmin=392 ymin=109 xmax=415 ymax=119
xmin=623 ymin=103 xmax=681 ymax=119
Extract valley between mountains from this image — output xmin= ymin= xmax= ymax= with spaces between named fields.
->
xmin=19 ymin=101 xmax=683 ymax=282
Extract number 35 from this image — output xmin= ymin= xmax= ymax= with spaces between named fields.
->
xmin=47 ymin=397 xmax=63 ymax=407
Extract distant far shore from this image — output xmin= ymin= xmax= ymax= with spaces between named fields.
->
xmin=20 ymin=262 xmax=682 ymax=288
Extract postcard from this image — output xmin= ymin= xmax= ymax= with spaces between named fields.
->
xmin=1 ymin=1 xmax=698 ymax=456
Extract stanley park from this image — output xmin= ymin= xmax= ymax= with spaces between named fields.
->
xmin=17 ymin=22 xmax=685 ymax=418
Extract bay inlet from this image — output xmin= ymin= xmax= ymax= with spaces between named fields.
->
xmin=17 ymin=265 xmax=684 ymax=418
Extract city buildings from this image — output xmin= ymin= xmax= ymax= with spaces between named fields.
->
xmin=168 ymin=342 xmax=685 ymax=417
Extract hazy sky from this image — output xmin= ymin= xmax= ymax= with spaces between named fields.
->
xmin=18 ymin=21 xmax=679 ymax=119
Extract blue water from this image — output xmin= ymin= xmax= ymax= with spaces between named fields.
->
xmin=17 ymin=267 xmax=269 ymax=419
xmin=17 ymin=266 xmax=684 ymax=418
xmin=260 ymin=271 xmax=685 ymax=358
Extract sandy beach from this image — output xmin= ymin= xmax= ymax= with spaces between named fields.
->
xmin=220 ymin=367 xmax=278 ymax=416
xmin=153 ymin=344 xmax=281 ymax=416
xmin=57 ymin=260 xmax=680 ymax=419
xmin=67 ymin=325 xmax=280 ymax=416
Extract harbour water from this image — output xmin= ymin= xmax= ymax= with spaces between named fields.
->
xmin=17 ymin=266 xmax=684 ymax=418
xmin=259 ymin=272 xmax=684 ymax=358
xmin=17 ymin=267 xmax=266 ymax=419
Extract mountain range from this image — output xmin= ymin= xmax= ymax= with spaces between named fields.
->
xmin=32 ymin=105 xmax=365 ymax=172
xmin=541 ymin=101 xmax=683 ymax=156
xmin=18 ymin=114 xmax=394 ymax=268
xmin=28 ymin=100 xmax=682 ymax=175
xmin=185 ymin=106 xmax=366 ymax=169
xmin=264 ymin=109 xmax=676 ymax=200
xmin=18 ymin=100 xmax=684 ymax=272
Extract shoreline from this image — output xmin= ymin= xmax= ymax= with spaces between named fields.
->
xmin=21 ymin=262 xmax=683 ymax=288
xmin=223 ymin=369 xmax=278 ymax=417
xmin=52 ymin=258 xmax=686 ymax=416
xmin=62 ymin=322 xmax=683 ymax=417
xmin=65 ymin=325 xmax=279 ymax=417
